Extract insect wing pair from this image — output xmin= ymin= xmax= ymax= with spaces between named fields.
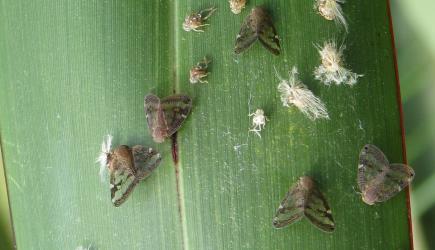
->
xmin=358 ymin=144 xmax=415 ymax=205
xmin=144 ymin=94 xmax=192 ymax=143
xmin=234 ymin=7 xmax=281 ymax=55
xmin=106 ymin=94 xmax=191 ymax=206
xmin=273 ymin=176 xmax=335 ymax=232
xmin=109 ymin=145 xmax=161 ymax=207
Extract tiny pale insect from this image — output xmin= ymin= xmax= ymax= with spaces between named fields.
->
xmin=229 ymin=0 xmax=246 ymax=14
xmin=315 ymin=0 xmax=348 ymax=32
xmin=183 ymin=7 xmax=217 ymax=32
xmin=249 ymin=109 xmax=268 ymax=138
xmin=190 ymin=57 xmax=211 ymax=84
xmin=276 ymin=66 xmax=329 ymax=120
xmin=144 ymin=94 xmax=192 ymax=143
xmin=314 ymin=41 xmax=363 ymax=86
xmin=96 ymin=135 xmax=162 ymax=207
xmin=273 ymin=176 xmax=335 ymax=233
xmin=358 ymin=144 xmax=415 ymax=205
xmin=234 ymin=6 xmax=280 ymax=55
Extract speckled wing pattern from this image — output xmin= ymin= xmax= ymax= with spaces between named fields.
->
xmin=110 ymin=146 xmax=161 ymax=207
xmin=234 ymin=7 xmax=280 ymax=55
xmin=358 ymin=144 xmax=415 ymax=205
xmin=160 ymin=95 xmax=192 ymax=137
xmin=110 ymin=167 xmax=138 ymax=207
xmin=144 ymin=94 xmax=168 ymax=143
xmin=256 ymin=15 xmax=280 ymax=55
xmin=358 ymin=144 xmax=389 ymax=194
xmin=132 ymin=145 xmax=162 ymax=180
xmin=272 ymin=181 xmax=305 ymax=228
xmin=144 ymin=94 xmax=192 ymax=143
xmin=304 ymin=185 xmax=335 ymax=232
xmin=273 ymin=176 xmax=335 ymax=232
xmin=234 ymin=16 xmax=258 ymax=54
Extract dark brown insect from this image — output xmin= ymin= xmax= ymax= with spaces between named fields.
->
xmin=273 ymin=176 xmax=335 ymax=232
xmin=358 ymin=144 xmax=415 ymax=205
xmin=234 ymin=6 xmax=280 ymax=55
xmin=97 ymin=135 xmax=162 ymax=207
xmin=144 ymin=94 xmax=192 ymax=143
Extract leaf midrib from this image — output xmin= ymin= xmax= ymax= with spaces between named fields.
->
xmin=169 ymin=1 xmax=189 ymax=249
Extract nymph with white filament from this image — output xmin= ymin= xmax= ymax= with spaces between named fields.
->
xmin=314 ymin=41 xmax=363 ymax=86
xmin=277 ymin=66 xmax=329 ymax=120
xmin=315 ymin=0 xmax=348 ymax=32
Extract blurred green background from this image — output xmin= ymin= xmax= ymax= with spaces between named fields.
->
xmin=391 ymin=1 xmax=435 ymax=249
xmin=0 ymin=1 xmax=434 ymax=249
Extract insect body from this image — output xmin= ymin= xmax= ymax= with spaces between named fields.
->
xmin=358 ymin=144 xmax=415 ymax=205
xmin=315 ymin=0 xmax=348 ymax=32
xmin=229 ymin=0 xmax=246 ymax=14
xmin=144 ymin=94 xmax=192 ymax=143
xmin=249 ymin=109 xmax=268 ymax=138
xmin=276 ymin=66 xmax=329 ymax=120
xmin=183 ymin=7 xmax=217 ymax=32
xmin=234 ymin=6 xmax=280 ymax=55
xmin=314 ymin=41 xmax=363 ymax=86
xmin=190 ymin=57 xmax=211 ymax=84
xmin=96 ymin=135 xmax=162 ymax=207
xmin=273 ymin=176 xmax=335 ymax=233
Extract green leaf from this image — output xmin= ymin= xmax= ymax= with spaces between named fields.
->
xmin=0 ymin=0 xmax=411 ymax=249
xmin=0 ymin=148 xmax=13 ymax=250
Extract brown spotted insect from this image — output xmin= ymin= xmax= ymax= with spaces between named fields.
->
xmin=144 ymin=94 xmax=192 ymax=143
xmin=96 ymin=135 xmax=162 ymax=207
xmin=183 ymin=7 xmax=217 ymax=32
xmin=273 ymin=176 xmax=335 ymax=233
xmin=190 ymin=57 xmax=211 ymax=84
xmin=358 ymin=144 xmax=415 ymax=205
xmin=234 ymin=6 xmax=280 ymax=55
xmin=229 ymin=0 xmax=246 ymax=14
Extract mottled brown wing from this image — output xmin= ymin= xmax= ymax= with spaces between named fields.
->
xmin=160 ymin=94 xmax=192 ymax=137
xmin=371 ymin=163 xmax=415 ymax=203
xmin=304 ymin=186 xmax=335 ymax=233
xmin=257 ymin=18 xmax=280 ymax=55
xmin=110 ymin=169 xmax=139 ymax=207
xmin=132 ymin=145 xmax=162 ymax=180
xmin=272 ymin=182 xmax=305 ymax=228
xmin=358 ymin=144 xmax=389 ymax=193
xmin=110 ymin=146 xmax=162 ymax=207
xmin=144 ymin=94 xmax=168 ymax=143
xmin=234 ymin=15 xmax=258 ymax=54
